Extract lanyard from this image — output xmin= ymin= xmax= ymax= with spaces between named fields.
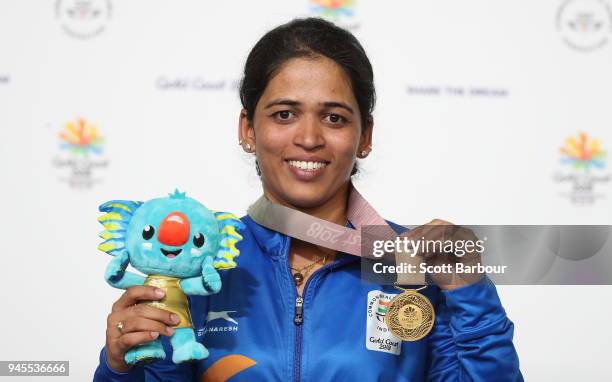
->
xmin=246 ymin=182 xmax=424 ymax=285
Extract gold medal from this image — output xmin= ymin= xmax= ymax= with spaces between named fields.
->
xmin=385 ymin=286 xmax=435 ymax=341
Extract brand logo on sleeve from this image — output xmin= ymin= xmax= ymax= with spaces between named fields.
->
xmin=200 ymin=310 xmax=239 ymax=336
xmin=366 ymin=290 xmax=401 ymax=355
xmin=207 ymin=310 xmax=238 ymax=325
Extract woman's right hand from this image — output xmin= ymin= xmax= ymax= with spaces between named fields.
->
xmin=105 ymin=286 xmax=181 ymax=373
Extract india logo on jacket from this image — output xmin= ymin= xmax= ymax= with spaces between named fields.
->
xmin=376 ymin=298 xmax=390 ymax=323
xmin=366 ymin=290 xmax=401 ymax=355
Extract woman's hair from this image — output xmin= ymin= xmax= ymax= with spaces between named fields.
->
xmin=239 ymin=17 xmax=376 ymax=131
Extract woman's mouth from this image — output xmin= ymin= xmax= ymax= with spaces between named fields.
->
xmin=286 ymin=160 xmax=329 ymax=181
xmin=287 ymin=160 xmax=328 ymax=170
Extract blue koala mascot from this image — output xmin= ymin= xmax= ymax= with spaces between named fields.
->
xmin=97 ymin=189 xmax=244 ymax=365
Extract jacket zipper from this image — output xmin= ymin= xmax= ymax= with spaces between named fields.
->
xmin=288 ymin=254 xmax=306 ymax=382
xmin=287 ymin=241 xmax=336 ymax=382
xmin=293 ymin=295 xmax=303 ymax=382
xmin=294 ymin=296 xmax=304 ymax=325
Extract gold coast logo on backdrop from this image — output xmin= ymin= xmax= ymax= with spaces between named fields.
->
xmin=0 ymin=74 xmax=9 ymax=86
xmin=556 ymin=0 xmax=612 ymax=52
xmin=156 ymin=76 xmax=240 ymax=92
xmin=52 ymin=117 xmax=109 ymax=189
xmin=554 ymin=132 xmax=610 ymax=204
xmin=55 ymin=0 xmax=112 ymax=39
xmin=309 ymin=0 xmax=360 ymax=30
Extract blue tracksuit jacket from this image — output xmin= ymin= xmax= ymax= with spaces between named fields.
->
xmin=94 ymin=215 xmax=523 ymax=381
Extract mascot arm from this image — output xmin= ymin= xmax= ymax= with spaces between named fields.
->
xmin=104 ymin=249 xmax=145 ymax=289
xmin=180 ymin=257 xmax=221 ymax=296
xmin=180 ymin=211 xmax=243 ymax=296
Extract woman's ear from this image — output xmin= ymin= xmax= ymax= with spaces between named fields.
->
xmin=358 ymin=115 xmax=374 ymax=158
xmin=238 ymin=108 xmax=256 ymax=153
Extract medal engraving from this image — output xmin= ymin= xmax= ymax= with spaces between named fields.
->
xmin=385 ymin=290 xmax=434 ymax=341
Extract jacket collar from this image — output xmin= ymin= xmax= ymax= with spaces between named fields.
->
xmin=242 ymin=214 xmax=289 ymax=258
xmin=241 ymin=214 xmax=359 ymax=269
xmin=242 ymin=189 xmax=409 ymax=271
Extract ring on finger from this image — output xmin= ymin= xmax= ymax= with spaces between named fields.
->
xmin=116 ymin=321 xmax=124 ymax=334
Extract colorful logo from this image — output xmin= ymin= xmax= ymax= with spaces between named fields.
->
xmin=59 ymin=118 xmax=104 ymax=156
xmin=560 ymin=132 xmax=607 ymax=170
xmin=554 ymin=132 xmax=610 ymax=204
xmin=310 ymin=0 xmax=355 ymax=19
xmin=376 ymin=298 xmax=389 ymax=322
xmin=53 ymin=117 xmax=109 ymax=189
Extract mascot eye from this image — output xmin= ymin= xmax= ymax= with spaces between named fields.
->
xmin=142 ymin=225 xmax=155 ymax=240
xmin=193 ymin=233 xmax=205 ymax=248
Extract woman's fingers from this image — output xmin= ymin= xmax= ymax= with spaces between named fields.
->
xmin=107 ymin=305 xmax=180 ymax=340
xmin=114 ymin=331 xmax=161 ymax=353
xmin=126 ymin=304 xmax=180 ymax=326
xmin=111 ymin=286 xmax=165 ymax=312
xmin=115 ymin=316 xmax=175 ymax=338
xmin=402 ymin=221 xmax=448 ymax=242
xmin=104 ymin=323 xmax=161 ymax=373
xmin=104 ymin=286 xmax=179 ymax=372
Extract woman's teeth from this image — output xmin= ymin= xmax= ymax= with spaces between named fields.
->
xmin=288 ymin=160 xmax=327 ymax=170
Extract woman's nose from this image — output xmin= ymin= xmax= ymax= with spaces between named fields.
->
xmin=293 ymin=115 xmax=325 ymax=149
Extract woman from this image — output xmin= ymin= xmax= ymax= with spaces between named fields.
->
xmin=94 ymin=17 xmax=522 ymax=381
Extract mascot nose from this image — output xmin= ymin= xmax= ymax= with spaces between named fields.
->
xmin=158 ymin=211 xmax=190 ymax=246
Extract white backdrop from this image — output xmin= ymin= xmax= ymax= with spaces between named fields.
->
xmin=1 ymin=0 xmax=611 ymax=380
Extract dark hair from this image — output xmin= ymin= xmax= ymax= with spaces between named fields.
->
xmin=239 ymin=17 xmax=375 ymax=130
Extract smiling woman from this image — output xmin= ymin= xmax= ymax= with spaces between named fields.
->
xmin=239 ymin=55 xmax=371 ymax=209
xmin=94 ymin=17 xmax=523 ymax=382
xmin=238 ymin=18 xmax=374 ymax=212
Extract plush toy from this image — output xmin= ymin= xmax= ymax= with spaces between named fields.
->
xmin=97 ymin=189 xmax=244 ymax=365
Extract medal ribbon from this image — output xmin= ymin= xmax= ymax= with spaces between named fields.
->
xmin=247 ymin=182 xmax=425 ymax=285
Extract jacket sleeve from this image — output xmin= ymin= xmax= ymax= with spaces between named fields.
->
xmin=93 ymin=338 xmax=196 ymax=381
xmin=426 ymin=276 xmax=523 ymax=381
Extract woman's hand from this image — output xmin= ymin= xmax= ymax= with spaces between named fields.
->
xmin=404 ymin=219 xmax=484 ymax=290
xmin=105 ymin=286 xmax=180 ymax=372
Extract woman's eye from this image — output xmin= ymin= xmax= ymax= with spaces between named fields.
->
xmin=193 ymin=233 xmax=205 ymax=248
xmin=142 ymin=225 xmax=155 ymax=240
xmin=273 ymin=110 xmax=295 ymax=122
xmin=324 ymin=113 xmax=347 ymax=124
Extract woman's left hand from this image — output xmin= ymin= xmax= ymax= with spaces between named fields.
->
xmin=403 ymin=219 xmax=484 ymax=290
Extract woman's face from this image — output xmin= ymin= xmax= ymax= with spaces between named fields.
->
xmin=239 ymin=56 xmax=372 ymax=209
